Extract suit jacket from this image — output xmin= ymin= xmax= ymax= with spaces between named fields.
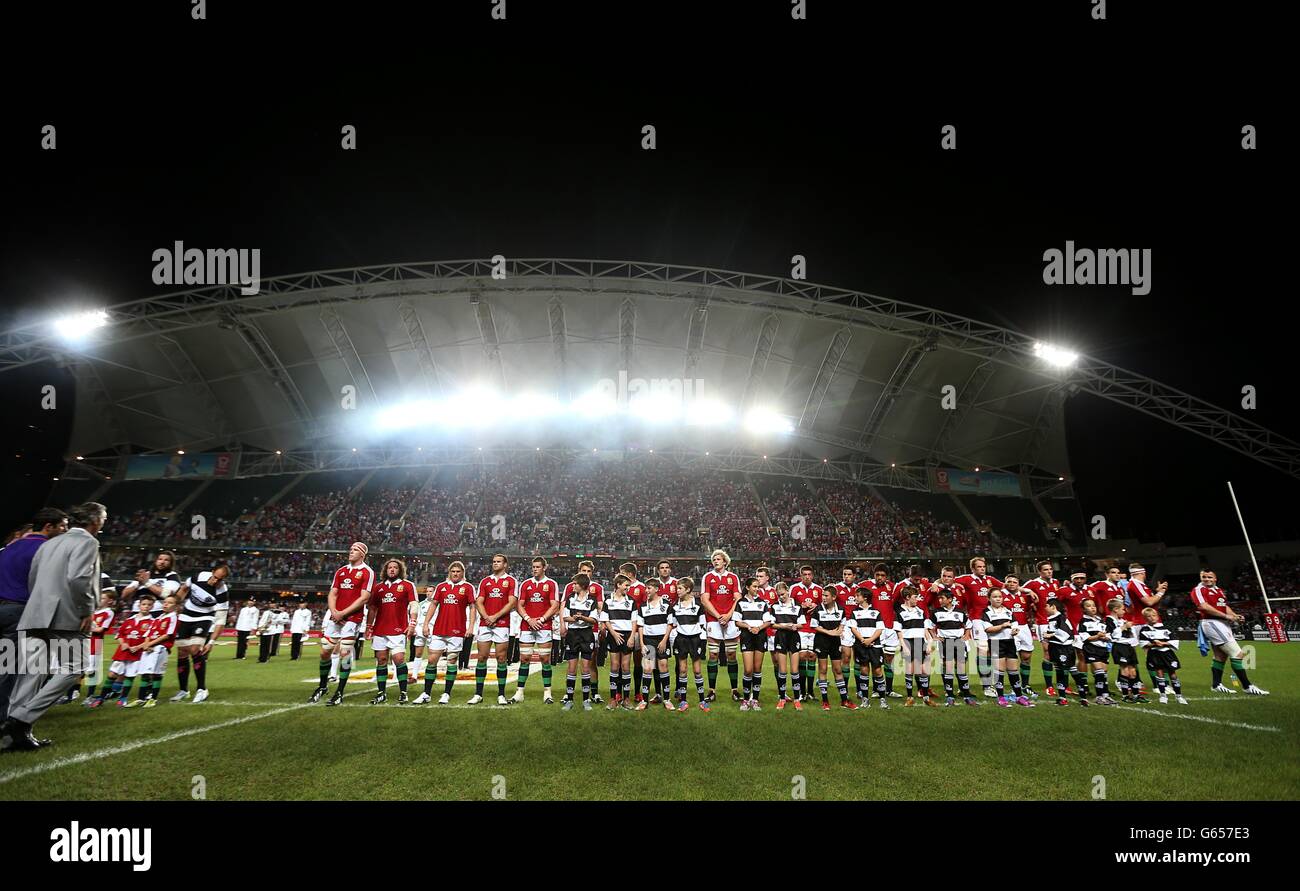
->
xmin=20 ymin=527 xmax=101 ymax=633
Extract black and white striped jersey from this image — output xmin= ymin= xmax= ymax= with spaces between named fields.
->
xmin=980 ymin=606 xmax=1014 ymax=640
xmin=928 ymin=607 xmax=970 ymax=639
xmin=771 ymin=599 xmax=802 ymax=628
xmin=810 ymin=604 xmax=844 ymax=633
xmin=849 ymin=606 xmax=885 ymax=644
xmin=179 ymin=571 xmax=230 ymax=625
xmin=1045 ymin=613 xmax=1074 ymax=645
xmin=1105 ymin=615 xmax=1139 ymax=646
xmin=635 ymin=600 xmax=671 ymax=637
xmin=1079 ymin=614 xmax=1109 ymax=643
xmin=895 ymin=604 xmax=928 ymax=638
xmin=669 ymin=601 xmax=706 ymax=637
xmin=601 ymin=596 xmax=636 ymax=633
xmin=562 ymin=594 xmax=600 ymax=632
xmin=132 ymin=570 xmax=182 ymax=615
xmin=1138 ymin=622 xmax=1173 ymax=648
xmin=735 ymin=597 xmax=773 ymax=632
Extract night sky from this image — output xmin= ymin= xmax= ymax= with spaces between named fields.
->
xmin=1 ymin=1 xmax=1292 ymax=545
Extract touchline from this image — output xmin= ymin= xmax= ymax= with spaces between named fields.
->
xmin=49 ymin=822 xmax=152 ymax=872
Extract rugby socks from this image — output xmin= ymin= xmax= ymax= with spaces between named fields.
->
xmin=1093 ymin=669 xmax=1110 ymax=698
xmin=956 ymin=673 xmax=972 ymax=698
xmin=1019 ymin=662 xmax=1032 ymax=690
xmin=497 ymin=658 xmax=509 ymax=697
xmin=541 ymin=662 xmax=553 ymax=691
xmin=581 ymin=673 xmax=592 ymax=702
xmin=917 ymin=673 xmax=931 ymax=698
xmin=904 ymin=673 xmax=915 ymax=696
xmin=566 ymin=673 xmax=577 ymax=700
xmin=641 ymin=669 xmax=652 ymax=698
xmin=115 ymin=678 xmax=134 ymax=700
xmin=884 ymin=665 xmax=895 ymax=694
xmin=396 ymin=661 xmax=408 ymax=694
xmin=1116 ymin=674 xmax=1131 ymax=698
xmin=1154 ymin=672 xmax=1168 ymax=694
xmin=874 ymin=672 xmax=888 ymax=701
xmin=337 ymin=660 xmax=351 ymax=694
xmin=193 ymin=654 xmax=206 ymax=690
xmin=423 ymin=659 xmax=440 ymax=695
xmin=707 ymin=658 xmax=719 ymax=691
xmin=841 ymin=663 xmax=851 ymax=692
xmin=994 ymin=673 xmax=1005 ymax=698
xmin=751 ymin=672 xmax=762 ymax=702
xmin=1008 ymin=671 xmax=1023 ymax=698
xmin=834 ymin=676 xmax=849 ymax=702
xmin=176 ymin=657 xmax=190 ymax=692
xmin=942 ymin=673 xmax=955 ymax=698
xmin=517 ymin=658 xmax=531 ymax=691
xmin=609 ymin=671 xmax=619 ymax=700
xmin=790 ymin=667 xmax=802 ymax=699
xmin=856 ymin=670 xmax=871 ymax=700
xmin=804 ymin=663 xmax=815 ymax=696
xmin=743 ymin=672 xmax=753 ymax=699
xmin=475 ymin=660 xmax=488 ymax=695
xmin=1210 ymin=659 xmax=1224 ymax=688
xmin=319 ymin=657 xmax=331 ymax=689
xmin=1041 ymin=660 xmax=1054 ymax=689
xmin=727 ymin=660 xmax=739 ymax=691
xmin=817 ymin=678 xmax=829 ymax=704
xmin=776 ymin=671 xmax=788 ymax=699
xmin=376 ymin=664 xmax=388 ymax=694
xmin=1170 ymin=674 xmax=1182 ymax=695
xmin=694 ymin=672 xmax=707 ymax=702
xmin=657 ymin=669 xmax=670 ymax=697
xmin=1070 ymin=669 xmax=1089 ymax=702
xmin=1230 ymin=658 xmax=1252 ymax=688
xmin=677 ymin=671 xmax=688 ymax=703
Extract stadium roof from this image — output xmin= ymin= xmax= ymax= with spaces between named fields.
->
xmin=3 ymin=259 xmax=1297 ymax=488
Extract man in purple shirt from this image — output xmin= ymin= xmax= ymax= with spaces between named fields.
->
xmin=0 ymin=508 xmax=69 ymax=718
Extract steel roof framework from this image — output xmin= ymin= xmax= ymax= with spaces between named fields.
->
xmin=4 ymin=258 xmax=1293 ymax=480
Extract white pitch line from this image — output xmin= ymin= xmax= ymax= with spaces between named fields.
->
xmin=0 ymin=689 xmax=368 ymax=786
xmin=1115 ymin=705 xmax=1280 ymax=733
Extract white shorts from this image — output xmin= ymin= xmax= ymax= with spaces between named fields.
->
xmin=1036 ymin=624 xmax=1051 ymax=643
xmin=475 ymin=625 xmax=510 ymax=645
xmin=971 ymin=625 xmax=988 ymax=643
xmin=322 ymin=617 xmax=360 ymax=642
xmin=509 ymin=612 xmax=522 ymax=635
xmin=766 ymin=635 xmax=775 ymax=652
xmin=109 ymin=659 xmax=141 ymax=678
xmin=1200 ymin=619 xmax=1239 ymax=654
xmin=839 ymin=628 xmax=855 ymax=647
xmin=1013 ymin=625 xmax=1034 ymax=652
xmin=371 ymin=634 xmax=406 ymax=652
xmin=707 ymin=620 xmax=740 ymax=641
xmin=426 ymin=635 xmax=464 ymax=654
xmin=519 ymin=628 xmax=552 ymax=644
xmin=139 ymin=647 xmax=169 ymax=675
xmin=798 ymin=631 xmax=817 ymax=651
xmin=413 ymin=634 xmax=428 ymax=648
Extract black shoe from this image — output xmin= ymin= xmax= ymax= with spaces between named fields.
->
xmin=397 ymin=691 xmax=408 ymax=704
xmin=370 ymin=692 xmax=387 ymax=705
xmin=309 ymin=686 xmax=327 ymax=703
xmin=0 ymin=721 xmax=43 ymax=752
xmin=326 ymin=691 xmax=343 ymax=707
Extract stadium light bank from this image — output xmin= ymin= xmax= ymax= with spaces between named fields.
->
xmin=1032 ymin=341 xmax=1079 ymax=368
xmin=51 ymin=309 xmax=109 ymax=343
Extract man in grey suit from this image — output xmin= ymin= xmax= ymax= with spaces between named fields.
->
xmin=0 ymin=502 xmax=106 ymax=752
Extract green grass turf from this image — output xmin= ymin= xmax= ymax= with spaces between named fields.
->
xmin=2 ymin=640 xmax=1297 ymax=800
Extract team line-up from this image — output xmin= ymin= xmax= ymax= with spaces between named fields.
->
xmin=86 ymin=543 xmax=1270 ymax=714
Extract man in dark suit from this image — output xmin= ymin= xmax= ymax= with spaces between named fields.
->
xmin=0 ymin=502 xmax=105 ymax=752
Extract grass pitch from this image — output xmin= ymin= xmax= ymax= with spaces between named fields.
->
xmin=2 ymin=641 xmax=1297 ymax=801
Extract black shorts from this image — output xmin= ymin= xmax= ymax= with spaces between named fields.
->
xmin=1082 ymin=643 xmax=1110 ymax=664
xmin=673 ymin=634 xmax=705 ymax=659
xmin=564 ymin=632 xmax=595 ymax=661
xmin=988 ymin=638 xmax=1018 ymax=659
xmin=853 ymin=642 xmax=883 ymax=667
xmin=1146 ymin=648 xmax=1180 ymax=672
xmin=605 ymin=632 xmax=634 ymax=655
xmin=1111 ymin=643 xmax=1138 ymax=666
xmin=739 ymin=630 xmax=768 ymax=653
xmin=773 ymin=629 xmax=801 ymax=654
xmin=176 ymin=619 xmax=212 ymax=642
xmin=813 ymin=634 xmax=841 ymax=660
xmin=1048 ymin=642 xmax=1075 ymax=667
xmin=642 ymin=635 xmax=670 ymax=660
